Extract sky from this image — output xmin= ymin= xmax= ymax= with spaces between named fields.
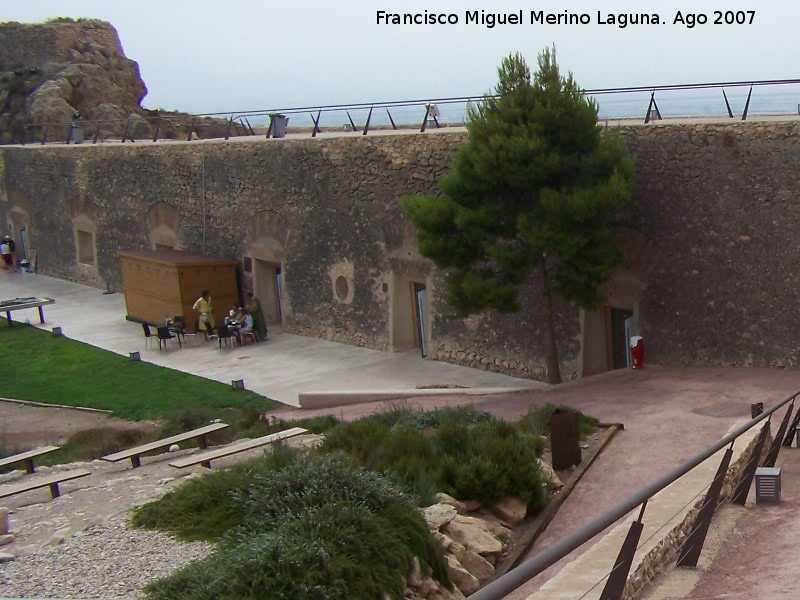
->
xmin=2 ymin=1 xmax=798 ymax=118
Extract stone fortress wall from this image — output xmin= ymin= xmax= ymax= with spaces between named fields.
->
xmin=0 ymin=19 xmax=123 ymax=70
xmin=2 ymin=119 xmax=800 ymax=381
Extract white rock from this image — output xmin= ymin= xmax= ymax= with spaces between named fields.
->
xmin=444 ymin=515 xmax=503 ymax=555
xmin=444 ymin=554 xmax=480 ymax=595
xmin=459 ymin=550 xmax=495 ymax=582
xmin=422 ymin=503 xmax=458 ymax=530
xmin=0 ymin=534 xmax=14 ymax=546
xmin=168 ymin=444 xmax=180 ymax=452
xmin=0 ymin=552 xmax=14 ymax=563
xmin=489 ymin=496 xmax=528 ymax=525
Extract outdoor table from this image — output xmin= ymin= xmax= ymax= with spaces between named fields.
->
xmin=0 ymin=297 xmax=55 ymax=326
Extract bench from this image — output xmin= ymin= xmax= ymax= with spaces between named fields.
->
xmin=0 ymin=468 xmax=91 ymax=500
xmin=101 ymin=422 xmax=230 ymax=468
xmin=0 ymin=446 xmax=59 ymax=474
xmin=0 ymin=297 xmax=55 ymax=327
xmin=169 ymin=427 xmax=308 ymax=469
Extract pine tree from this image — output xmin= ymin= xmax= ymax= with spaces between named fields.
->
xmin=402 ymin=48 xmax=633 ymax=384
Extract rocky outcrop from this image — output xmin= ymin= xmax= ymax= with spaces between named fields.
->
xmin=408 ymin=495 xmax=530 ymax=598
xmin=0 ymin=19 xmax=147 ymax=143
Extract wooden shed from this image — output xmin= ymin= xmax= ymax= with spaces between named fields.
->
xmin=118 ymin=250 xmax=239 ymax=331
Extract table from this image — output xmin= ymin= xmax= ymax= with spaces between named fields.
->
xmin=0 ymin=297 xmax=55 ymax=326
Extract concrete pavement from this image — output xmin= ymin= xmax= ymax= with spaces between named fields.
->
xmin=0 ymin=271 xmax=544 ymax=408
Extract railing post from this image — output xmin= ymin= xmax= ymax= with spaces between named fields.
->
xmin=599 ymin=502 xmax=647 ymax=600
xmin=346 ymin=111 xmax=359 ymax=132
xmin=741 ymin=85 xmax=753 ymax=120
xmin=763 ymin=401 xmax=794 ymax=467
xmin=386 ymin=109 xmax=398 ymax=130
xmin=722 ymin=89 xmax=734 ymax=118
xmin=731 ymin=421 xmax=771 ymax=505
xmin=676 ymin=445 xmax=733 ymax=568
xmin=362 ymin=106 xmax=373 ymax=136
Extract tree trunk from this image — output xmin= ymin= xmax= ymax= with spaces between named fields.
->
xmin=538 ymin=254 xmax=562 ymax=384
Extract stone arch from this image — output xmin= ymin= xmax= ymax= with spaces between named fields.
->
xmin=579 ymin=269 xmax=646 ymax=377
xmin=6 ymin=205 xmax=29 ymax=258
xmin=147 ymin=201 xmax=180 ymax=250
xmin=383 ymin=215 xmax=434 ymax=356
xmin=244 ymin=210 xmax=291 ymax=329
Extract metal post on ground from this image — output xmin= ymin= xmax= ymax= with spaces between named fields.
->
xmin=677 ymin=445 xmax=733 ymax=568
xmin=762 ymin=401 xmax=794 ymax=467
xmin=731 ymin=421 xmax=771 ymax=505
xmin=599 ymin=502 xmax=647 ymax=600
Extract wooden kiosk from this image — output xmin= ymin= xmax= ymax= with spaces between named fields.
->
xmin=118 ymin=250 xmax=239 ymax=331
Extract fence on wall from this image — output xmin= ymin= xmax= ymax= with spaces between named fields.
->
xmin=7 ymin=78 xmax=800 ymax=146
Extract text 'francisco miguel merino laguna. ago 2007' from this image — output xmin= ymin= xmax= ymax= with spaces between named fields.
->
xmin=375 ymin=10 xmax=757 ymax=29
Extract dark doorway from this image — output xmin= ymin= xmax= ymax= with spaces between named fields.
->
xmin=607 ymin=307 xmax=634 ymax=370
xmin=413 ymin=282 xmax=428 ymax=358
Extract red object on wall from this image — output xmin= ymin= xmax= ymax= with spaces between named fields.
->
xmin=630 ymin=336 xmax=644 ymax=369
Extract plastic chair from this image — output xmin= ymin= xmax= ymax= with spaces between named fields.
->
xmin=216 ymin=324 xmax=235 ymax=349
xmin=239 ymin=329 xmax=256 ymax=346
xmin=156 ymin=326 xmax=181 ymax=350
xmin=142 ymin=323 xmax=156 ymax=350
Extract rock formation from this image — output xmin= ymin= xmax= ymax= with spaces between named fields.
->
xmin=0 ymin=18 xmax=148 ymax=143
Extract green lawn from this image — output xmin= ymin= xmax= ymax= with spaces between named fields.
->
xmin=0 ymin=322 xmax=279 ymax=420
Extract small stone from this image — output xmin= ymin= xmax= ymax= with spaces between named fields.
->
xmin=168 ymin=444 xmax=180 ymax=452
xmin=0 ymin=552 xmax=14 ymax=563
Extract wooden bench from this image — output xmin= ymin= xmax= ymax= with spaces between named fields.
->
xmin=0 ymin=297 xmax=55 ymax=326
xmin=0 ymin=446 xmax=59 ymax=474
xmin=0 ymin=468 xmax=91 ymax=500
xmin=101 ymin=422 xmax=230 ymax=468
xmin=169 ymin=427 xmax=308 ymax=469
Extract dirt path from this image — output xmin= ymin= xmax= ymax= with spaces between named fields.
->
xmin=0 ymin=398 xmax=157 ymax=448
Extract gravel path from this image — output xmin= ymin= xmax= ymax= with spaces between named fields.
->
xmin=0 ymin=443 xmax=282 ymax=599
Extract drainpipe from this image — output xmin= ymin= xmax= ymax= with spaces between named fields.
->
xmin=201 ymin=156 xmax=206 ymax=254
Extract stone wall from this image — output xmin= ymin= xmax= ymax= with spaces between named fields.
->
xmin=621 ymin=121 xmax=800 ymax=370
xmin=3 ymin=119 xmax=800 ymax=380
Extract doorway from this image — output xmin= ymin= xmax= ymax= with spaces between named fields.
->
xmin=607 ymin=307 xmax=634 ymax=370
xmin=414 ymin=283 xmax=428 ymax=358
xmin=254 ymin=258 xmax=283 ymax=329
xmin=390 ymin=271 xmax=430 ymax=356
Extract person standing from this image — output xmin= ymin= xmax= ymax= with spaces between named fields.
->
xmin=1 ymin=236 xmax=14 ymax=272
xmin=244 ymin=291 xmax=268 ymax=341
xmin=192 ymin=289 xmax=215 ymax=340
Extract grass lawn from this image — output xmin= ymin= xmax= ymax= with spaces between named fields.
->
xmin=0 ymin=321 xmax=279 ymax=420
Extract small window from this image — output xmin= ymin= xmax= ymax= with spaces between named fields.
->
xmin=335 ymin=276 xmax=350 ymax=301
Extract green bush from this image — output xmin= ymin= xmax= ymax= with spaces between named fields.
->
xmin=132 ymin=446 xmax=301 ymax=541
xmin=138 ymin=452 xmax=449 ymax=600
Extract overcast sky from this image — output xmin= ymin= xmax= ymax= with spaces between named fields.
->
xmin=3 ymin=1 xmax=797 ymax=116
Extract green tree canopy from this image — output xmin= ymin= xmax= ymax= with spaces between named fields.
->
xmin=402 ymin=48 xmax=633 ymax=384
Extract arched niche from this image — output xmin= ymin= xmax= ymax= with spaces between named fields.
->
xmin=147 ymin=202 xmax=180 ymax=250
xmin=245 ymin=210 xmax=291 ymax=329
xmin=72 ymin=214 xmax=97 ymax=267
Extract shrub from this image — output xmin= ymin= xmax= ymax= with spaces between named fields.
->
xmin=138 ymin=452 xmax=449 ymax=600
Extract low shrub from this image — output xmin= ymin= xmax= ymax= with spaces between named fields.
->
xmin=137 ymin=452 xmax=449 ymax=600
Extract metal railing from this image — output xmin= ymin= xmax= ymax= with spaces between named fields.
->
xmin=469 ymin=388 xmax=799 ymax=600
xmin=7 ymin=78 xmax=800 ymax=146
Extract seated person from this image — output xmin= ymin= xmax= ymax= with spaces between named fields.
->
xmin=233 ymin=312 xmax=254 ymax=345
xmin=225 ymin=306 xmax=242 ymax=327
